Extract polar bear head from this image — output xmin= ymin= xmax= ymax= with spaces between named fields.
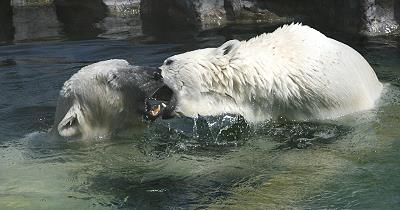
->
xmin=53 ymin=59 xmax=164 ymax=139
xmin=156 ymin=40 xmax=242 ymax=117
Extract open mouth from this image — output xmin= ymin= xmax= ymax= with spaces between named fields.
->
xmin=145 ymin=85 xmax=176 ymax=121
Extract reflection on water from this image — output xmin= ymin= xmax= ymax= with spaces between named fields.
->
xmin=1 ymin=94 xmax=400 ymax=209
xmin=0 ymin=0 xmax=143 ymax=43
xmin=0 ymin=18 xmax=400 ymax=209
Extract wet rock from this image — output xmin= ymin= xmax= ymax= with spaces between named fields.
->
xmin=140 ymin=0 xmax=297 ymax=30
xmin=3 ymin=0 xmax=399 ymax=43
xmin=255 ymin=0 xmax=364 ymax=34
xmin=12 ymin=0 xmax=62 ymax=42
xmin=137 ymin=0 xmax=305 ymax=30
xmin=141 ymin=0 xmax=400 ymax=36
xmin=11 ymin=0 xmax=54 ymax=6
xmin=97 ymin=15 xmax=143 ymax=39
xmin=224 ymin=0 xmax=293 ymax=24
xmin=140 ymin=0 xmax=228 ymax=30
xmin=55 ymin=0 xmax=108 ymax=39
xmin=3 ymin=0 xmax=147 ymax=42
xmin=362 ymin=0 xmax=400 ymax=36
xmin=103 ymin=0 xmax=140 ymax=16
xmin=97 ymin=0 xmax=143 ymax=39
xmin=0 ymin=0 xmax=14 ymax=44
xmin=140 ymin=0 xmax=293 ymax=30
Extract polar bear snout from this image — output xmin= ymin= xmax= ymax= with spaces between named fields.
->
xmin=137 ymin=66 xmax=162 ymax=81
xmin=152 ymin=68 xmax=163 ymax=81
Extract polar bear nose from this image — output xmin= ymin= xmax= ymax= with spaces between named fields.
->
xmin=153 ymin=68 xmax=163 ymax=81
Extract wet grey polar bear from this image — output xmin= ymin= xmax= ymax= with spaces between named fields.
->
xmin=158 ymin=23 xmax=383 ymax=122
xmin=52 ymin=59 xmax=163 ymax=139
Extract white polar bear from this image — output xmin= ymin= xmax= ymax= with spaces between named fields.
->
xmin=158 ymin=23 xmax=383 ymax=122
xmin=52 ymin=59 xmax=164 ymax=139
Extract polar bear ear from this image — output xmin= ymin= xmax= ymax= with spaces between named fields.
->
xmin=217 ymin=40 xmax=241 ymax=56
xmin=57 ymin=103 xmax=83 ymax=137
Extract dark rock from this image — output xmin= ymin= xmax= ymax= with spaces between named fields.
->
xmin=3 ymin=0 xmax=399 ymax=42
xmin=0 ymin=0 xmax=14 ymax=44
xmin=97 ymin=15 xmax=143 ymax=39
xmin=362 ymin=0 xmax=399 ymax=36
xmin=396 ymin=0 xmax=400 ymax=21
xmin=256 ymin=0 xmax=364 ymax=34
xmin=140 ymin=0 xmax=400 ymax=36
xmin=103 ymin=0 xmax=140 ymax=17
xmin=11 ymin=0 xmax=54 ymax=6
xmin=138 ymin=0 xmax=311 ymax=30
xmin=140 ymin=0 xmax=296 ymax=30
xmin=97 ymin=0 xmax=143 ymax=39
xmin=55 ymin=0 xmax=108 ymax=39
xmin=2 ymin=0 xmax=147 ymax=42
xmin=140 ymin=0 xmax=228 ymax=30
xmin=12 ymin=4 xmax=62 ymax=42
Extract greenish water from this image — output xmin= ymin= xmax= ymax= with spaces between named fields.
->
xmin=0 ymin=26 xmax=399 ymax=209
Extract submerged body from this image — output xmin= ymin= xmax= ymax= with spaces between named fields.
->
xmin=159 ymin=23 xmax=383 ymax=122
xmin=52 ymin=59 xmax=163 ymax=139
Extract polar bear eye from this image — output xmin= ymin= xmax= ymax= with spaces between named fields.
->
xmin=165 ymin=59 xmax=174 ymax=65
xmin=105 ymin=73 xmax=120 ymax=88
xmin=107 ymin=74 xmax=117 ymax=83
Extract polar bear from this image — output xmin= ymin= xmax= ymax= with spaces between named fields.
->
xmin=156 ymin=23 xmax=383 ymax=122
xmin=52 ymin=59 xmax=164 ymax=139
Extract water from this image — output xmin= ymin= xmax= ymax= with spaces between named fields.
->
xmin=0 ymin=23 xmax=400 ymax=209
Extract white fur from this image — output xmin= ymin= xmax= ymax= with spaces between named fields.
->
xmin=160 ymin=23 xmax=383 ymax=122
xmin=60 ymin=59 xmax=131 ymax=98
xmin=53 ymin=59 xmax=151 ymax=139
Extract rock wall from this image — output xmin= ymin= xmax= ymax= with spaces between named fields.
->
xmin=362 ymin=0 xmax=399 ymax=35
xmin=0 ymin=0 xmax=14 ymax=43
xmin=98 ymin=0 xmax=142 ymax=39
xmin=255 ymin=0 xmax=363 ymax=33
xmin=1 ymin=0 xmax=399 ymax=44
xmin=11 ymin=0 xmax=54 ymax=6
xmin=141 ymin=0 xmax=400 ymax=36
xmin=140 ymin=0 xmax=276 ymax=30
xmin=55 ymin=0 xmax=108 ymax=39
xmin=12 ymin=0 xmax=61 ymax=41
xmin=0 ymin=0 xmax=142 ymax=42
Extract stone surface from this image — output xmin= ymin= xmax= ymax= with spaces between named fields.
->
xmin=98 ymin=0 xmax=143 ymax=39
xmin=10 ymin=0 xmax=62 ymax=42
xmin=141 ymin=0 xmax=193 ymax=27
xmin=12 ymin=4 xmax=61 ymax=42
xmin=97 ymin=15 xmax=143 ymax=39
xmin=2 ymin=0 xmax=399 ymax=42
xmin=362 ymin=0 xmax=399 ymax=36
xmin=138 ymin=0 xmax=323 ymax=30
xmin=141 ymin=0 xmax=400 ymax=36
xmin=55 ymin=0 xmax=108 ymax=39
xmin=140 ymin=0 xmax=287 ymax=30
xmin=11 ymin=0 xmax=54 ymax=7
xmin=256 ymin=0 xmax=364 ymax=33
xmin=103 ymin=0 xmax=140 ymax=16
xmin=0 ymin=0 xmax=14 ymax=43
